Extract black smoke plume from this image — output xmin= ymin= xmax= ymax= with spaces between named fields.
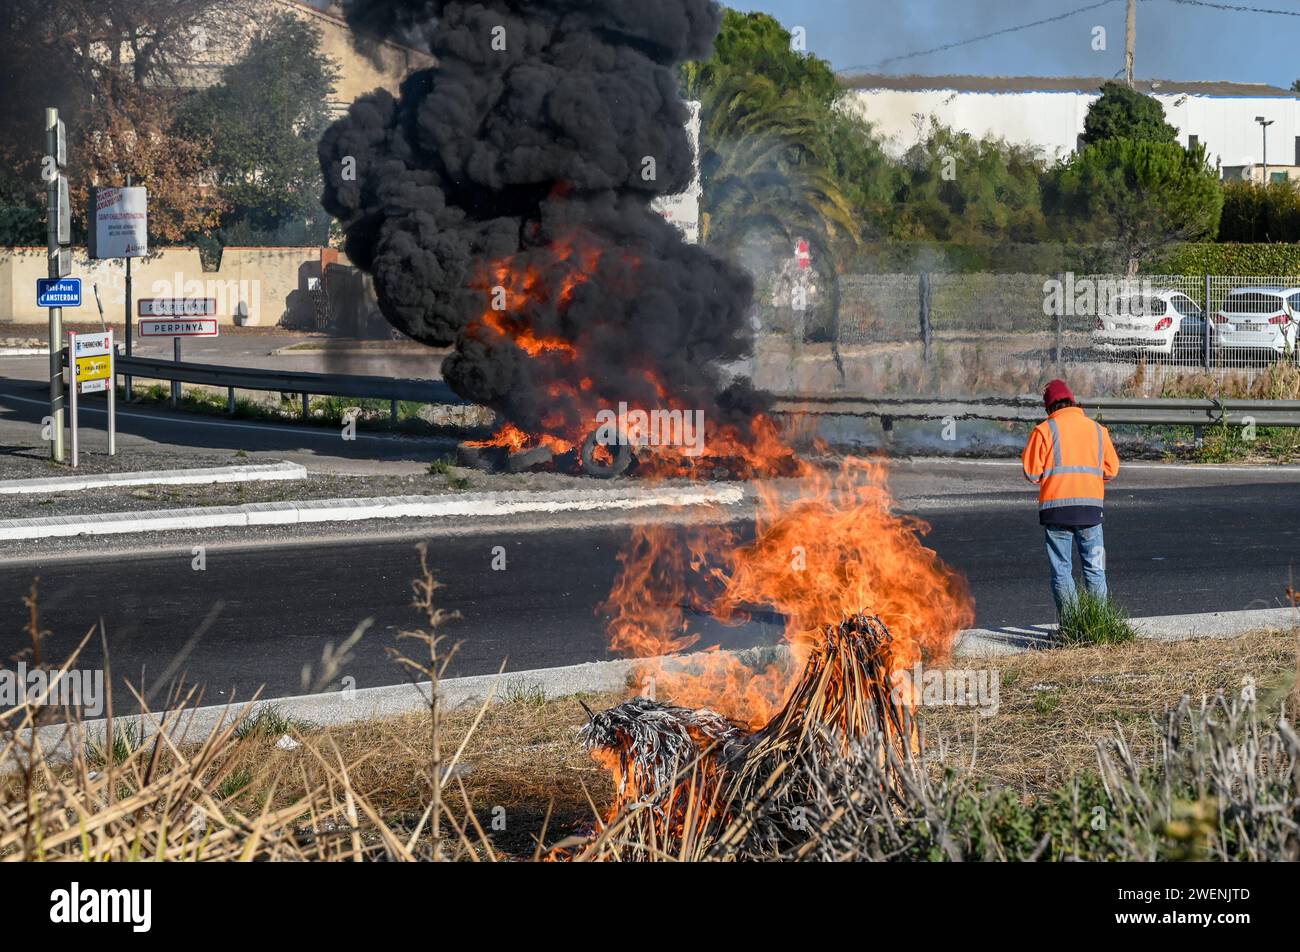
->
xmin=319 ymin=0 xmax=768 ymax=448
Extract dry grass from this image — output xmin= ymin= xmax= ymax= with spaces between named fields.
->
xmin=211 ymin=628 xmax=1299 ymax=848
xmin=921 ymin=628 xmax=1299 ymax=796
xmin=213 ymin=691 xmax=621 ymax=854
xmin=1155 ymin=360 xmax=1300 ymax=401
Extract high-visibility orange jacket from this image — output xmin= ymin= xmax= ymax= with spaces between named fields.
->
xmin=1021 ymin=405 xmax=1120 ymax=526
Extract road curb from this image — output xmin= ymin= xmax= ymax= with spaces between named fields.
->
xmin=953 ymin=606 xmax=1299 ymax=656
xmin=23 ymin=643 xmax=792 ymax=762
xmin=0 ymin=460 xmax=307 ymax=495
xmin=0 ymin=483 xmax=745 ymax=540
xmin=18 ymin=606 xmax=1296 ymax=766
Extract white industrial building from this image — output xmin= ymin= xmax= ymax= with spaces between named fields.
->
xmin=841 ymin=74 xmax=1300 ymax=181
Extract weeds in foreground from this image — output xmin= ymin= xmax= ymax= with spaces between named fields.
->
xmin=501 ymin=679 xmax=547 ymax=707
xmin=233 ymin=706 xmax=313 ymax=741
xmin=1058 ymin=591 xmax=1138 ymax=646
xmin=85 ymin=720 xmax=145 ymax=767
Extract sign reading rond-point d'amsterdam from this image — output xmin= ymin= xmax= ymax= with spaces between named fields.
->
xmin=37 ymin=277 xmax=82 ymax=308
xmin=88 ymin=186 xmax=148 ymax=259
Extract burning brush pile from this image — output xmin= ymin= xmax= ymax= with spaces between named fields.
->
xmin=577 ymin=615 xmax=918 ymax=860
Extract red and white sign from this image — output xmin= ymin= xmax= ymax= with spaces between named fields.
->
xmin=795 ymin=238 xmax=811 ymax=270
xmin=138 ymin=297 xmax=217 ymax=317
xmin=138 ymin=318 xmax=219 ymax=338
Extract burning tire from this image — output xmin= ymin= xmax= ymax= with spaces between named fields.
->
xmin=504 ymin=444 xmax=556 ymax=473
xmin=456 ymin=442 xmax=508 ymax=472
xmin=581 ymin=429 xmax=634 ymax=479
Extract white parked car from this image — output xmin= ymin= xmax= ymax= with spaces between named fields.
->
xmin=1091 ymin=289 xmax=1204 ymax=356
xmin=1213 ymin=287 xmax=1300 ymax=359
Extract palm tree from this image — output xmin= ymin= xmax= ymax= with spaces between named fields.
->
xmin=683 ymin=66 xmax=859 ymax=380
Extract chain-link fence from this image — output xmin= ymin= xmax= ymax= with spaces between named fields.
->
xmin=781 ymin=272 xmax=1300 ymax=398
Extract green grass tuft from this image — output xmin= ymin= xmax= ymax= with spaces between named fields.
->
xmin=502 ymin=679 xmax=547 ymax=707
xmin=1057 ymin=591 xmax=1138 ymax=646
xmin=234 ymin=706 xmax=313 ymax=741
xmin=86 ymin=721 xmax=146 ymax=767
xmin=217 ymin=767 xmax=255 ymax=801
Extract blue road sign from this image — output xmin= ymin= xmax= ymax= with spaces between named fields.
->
xmin=37 ymin=277 xmax=82 ymax=308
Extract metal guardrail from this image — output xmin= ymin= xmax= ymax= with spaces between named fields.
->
xmin=770 ymin=394 xmax=1300 ymax=429
xmin=109 ymin=354 xmax=1300 ymax=432
xmin=116 ymin=354 xmax=468 ymax=419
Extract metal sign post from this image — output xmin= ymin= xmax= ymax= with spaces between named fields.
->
xmin=44 ymin=107 xmax=71 ymax=461
xmin=68 ymin=345 xmax=77 ymax=468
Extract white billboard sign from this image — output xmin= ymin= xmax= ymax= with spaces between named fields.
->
xmin=89 ymin=186 xmax=148 ymax=259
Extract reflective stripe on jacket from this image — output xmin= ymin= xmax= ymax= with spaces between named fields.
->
xmin=1021 ymin=406 xmax=1120 ymax=511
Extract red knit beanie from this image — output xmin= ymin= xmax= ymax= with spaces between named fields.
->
xmin=1043 ymin=379 xmax=1074 ymax=409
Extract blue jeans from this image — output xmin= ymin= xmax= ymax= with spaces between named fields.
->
xmin=1044 ymin=524 xmax=1107 ymax=614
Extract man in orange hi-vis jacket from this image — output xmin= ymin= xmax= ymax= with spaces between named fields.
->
xmin=1022 ymin=379 xmax=1121 ymax=615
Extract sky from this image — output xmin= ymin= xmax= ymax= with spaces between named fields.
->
xmin=735 ymin=0 xmax=1300 ymax=90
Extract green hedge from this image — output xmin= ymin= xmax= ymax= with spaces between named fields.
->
xmin=1218 ymin=180 xmax=1300 ymax=243
xmin=839 ymin=240 xmax=1300 ymax=276
xmin=840 ymin=241 xmax=1118 ymax=274
xmin=1147 ymin=242 xmax=1300 ymax=277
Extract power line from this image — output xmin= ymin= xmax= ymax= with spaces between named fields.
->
xmin=838 ymin=0 xmax=1123 ymax=73
xmin=1163 ymin=0 xmax=1300 ymax=15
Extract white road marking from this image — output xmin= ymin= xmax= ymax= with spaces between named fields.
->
xmin=0 ymin=484 xmax=746 ymax=541
xmin=0 ymin=461 xmax=306 ymax=495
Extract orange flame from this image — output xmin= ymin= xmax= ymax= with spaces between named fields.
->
xmin=600 ymin=455 xmax=974 ymax=728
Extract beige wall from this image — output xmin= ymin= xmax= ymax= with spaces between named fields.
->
xmin=0 ymin=247 xmax=326 ymax=326
xmin=173 ymin=0 xmax=434 ymax=115
xmin=1221 ymin=164 xmax=1300 ymax=184
xmin=293 ymin=3 xmax=433 ymax=113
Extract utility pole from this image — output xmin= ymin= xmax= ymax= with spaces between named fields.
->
xmin=44 ymin=108 xmax=68 ymax=462
xmin=1256 ymin=116 xmax=1274 ymax=183
xmin=125 ymin=173 xmax=134 ymax=401
xmin=1125 ymin=0 xmax=1137 ymax=87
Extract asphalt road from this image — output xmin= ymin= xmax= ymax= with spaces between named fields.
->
xmin=2 ymin=478 xmax=1297 ymax=709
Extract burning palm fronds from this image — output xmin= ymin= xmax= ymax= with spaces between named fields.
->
xmin=572 ymin=614 xmax=918 ymax=861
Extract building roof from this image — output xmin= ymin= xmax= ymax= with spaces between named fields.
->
xmin=839 ymin=73 xmax=1299 ymax=99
